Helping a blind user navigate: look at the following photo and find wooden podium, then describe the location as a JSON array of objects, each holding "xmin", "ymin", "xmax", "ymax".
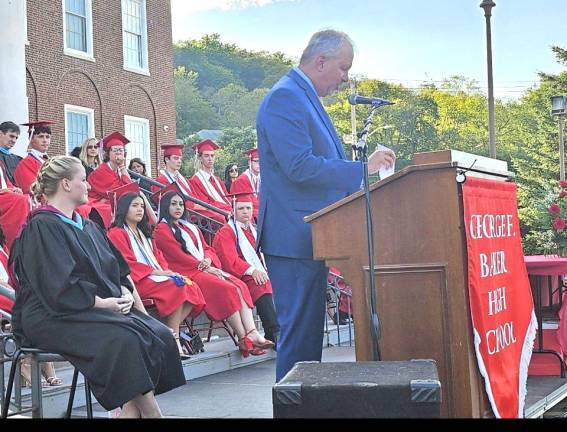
[{"xmin": 305, "ymin": 150, "xmax": 514, "ymax": 418}]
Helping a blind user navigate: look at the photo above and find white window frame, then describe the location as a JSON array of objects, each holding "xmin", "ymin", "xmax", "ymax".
[
  {"xmin": 62, "ymin": 0, "xmax": 95, "ymax": 62},
  {"xmin": 64, "ymin": 104, "xmax": 95, "ymax": 154},
  {"xmin": 121, "ymin": 0, "xmax": 150, "ymax": 76},
  {"xmin": 124, "ymin": 115, "xmax": 152, "ymax": 174},
  {"xmin": 24, "ymin": 0, "xmax": 29, "ymax": 45}
]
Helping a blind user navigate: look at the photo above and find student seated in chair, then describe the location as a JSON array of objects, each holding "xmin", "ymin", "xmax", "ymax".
[
  {"xmin": 153, "ymin": 190, "xmax": 274, "ymax": 358},
  {"xmin": 107, "ymin": 185, "xmax": 207, "ymax": 359}
]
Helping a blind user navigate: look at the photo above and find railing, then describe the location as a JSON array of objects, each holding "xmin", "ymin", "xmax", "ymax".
[
  {"xmin": 325, "ymin": 270, "xmax": 354, "ymax": 347},
  {"xmin": 128, "ymin": 170, "xmax": 228, "ymax": 242}
]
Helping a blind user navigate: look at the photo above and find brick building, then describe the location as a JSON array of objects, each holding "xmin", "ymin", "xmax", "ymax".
[{"xmin": 21, "ymin": 0, "xmax": 176, "ymax": 176}]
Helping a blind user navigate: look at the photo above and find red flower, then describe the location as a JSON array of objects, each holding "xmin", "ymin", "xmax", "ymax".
[
  {"xmin": 560, "ymin": 191, "xmax": 567, "ymax": 198},
  {"xmin": 553, "ymin": 218, "xmax": 566, "ymax": 231},
  {"xmin": 549, "ymin": 203, "xmax": 561, "ymax": 215},
  {"xmin": 560, "ymin": 180, "xmax": 567, "ymax": 188}
]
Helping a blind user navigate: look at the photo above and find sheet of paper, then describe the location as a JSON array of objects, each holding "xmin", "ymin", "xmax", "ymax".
[{"xmin": 376, "ymin": 144, "xmax": 396, "ymax": 179}]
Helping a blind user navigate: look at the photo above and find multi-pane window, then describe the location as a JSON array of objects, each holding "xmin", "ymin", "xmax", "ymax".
[
  {"xmin": 63, "ymin": 0, "xmax": 93, "ymax": 58},
  {"xmin": 65, "ymin": 105, "xmax": 94, "ymax": 153},
  {"xmin": 122, "ymin": 0, "xmax": 148, "ymax": 72},
  {"xmin": 124, "ymin": 116, "xmax": 151, "ymax": 174}
]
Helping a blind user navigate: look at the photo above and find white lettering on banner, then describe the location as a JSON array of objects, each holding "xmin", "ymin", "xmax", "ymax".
[
  {"xmin": 486, "ymin": 321, "xmax": 517, "ymax": 355},
  {"xmin": 480, "ymin": 251, "xmax": 508, "ymax": 278},
  {"xmin": 488, "ymin": 287, "xmax": 507, "ymax": 316},
  {"xmin": 469, "ymin": 214, "xmax": 514, "ymax": 240}
]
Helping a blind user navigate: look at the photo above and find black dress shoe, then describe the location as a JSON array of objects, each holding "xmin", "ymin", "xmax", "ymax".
[{"xmin": 266, "ymin": 330, "xmax": 279, "ymax": 352}]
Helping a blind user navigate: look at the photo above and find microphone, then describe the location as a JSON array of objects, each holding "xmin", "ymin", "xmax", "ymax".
[{"xmin": 348, "ymin": 94, "xmax": 394, "ymax": 107}]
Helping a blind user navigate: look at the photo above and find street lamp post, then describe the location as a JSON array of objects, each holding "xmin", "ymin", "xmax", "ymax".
[
  {"xmin": 480, "ymin": 0, "xmax": 497, "ymax": 159},
  {"xmin": 552, "ymin": 96, "xmax": 567, "ymax": 181}
]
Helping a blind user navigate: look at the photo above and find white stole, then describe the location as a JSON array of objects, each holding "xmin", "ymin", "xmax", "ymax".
[
  {"xmin": 230, "ymin": 220, "xmax": 267, "ymax": 274},
  {"xmin": 244, "ymin": 169, "xmax": 260, "ymax": 196},
  {"xmin": 176, "ymin": 219, "xmax": 205, "ymax": 261},
  {"xmin": 0, "ymin": 164, "xmax": 7, "ymax": 189},
  {"xmin": 0, "ymin": 248, "xmax": 9, "ymax": 283},
  {"xmin": 160, "ymin": 169, "xmax": 192, "ymax": 197},
  {"xmin": 195, "ymin": 170, "xmax": 229, "ymax": 204},
  {"xmin": 126, "ymin": 226, "xmax": 168, "ymax": 282}
]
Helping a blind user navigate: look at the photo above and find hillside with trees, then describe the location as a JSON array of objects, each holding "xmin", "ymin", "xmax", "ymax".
[{"xmin": 174, "ymin": 34, "xmax": 567, "ymax": 254}]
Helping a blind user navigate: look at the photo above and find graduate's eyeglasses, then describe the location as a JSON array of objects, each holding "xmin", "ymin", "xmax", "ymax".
[
  {"xmin": 111, "ymin": 148, "xmax": 125, "ymax": 154},
  {"xmin": 229, "ymin": 168, "xmax": 238, "ymax": 173},
  {"xmin": 251, "ymin": 159, "xmax": 260, "ymax": 163},
  {"xmin": 87, "ymin": 145, "xmax": 99, "ymax": 150}
]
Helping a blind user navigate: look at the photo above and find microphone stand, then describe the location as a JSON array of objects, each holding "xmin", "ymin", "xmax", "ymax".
[{"xmin": 352, "ymin": 105, "xmax": 382, "ymax": 361}]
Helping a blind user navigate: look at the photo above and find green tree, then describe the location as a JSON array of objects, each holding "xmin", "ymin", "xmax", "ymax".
[{"xmin": 175, "ymin": 67, "xmax": 221, "ymax": 137}]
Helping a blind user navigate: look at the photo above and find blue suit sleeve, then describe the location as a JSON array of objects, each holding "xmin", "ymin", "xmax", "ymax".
[{"xmin": 260, "ymin": 88, "xmax": 362, "ymax": 193}]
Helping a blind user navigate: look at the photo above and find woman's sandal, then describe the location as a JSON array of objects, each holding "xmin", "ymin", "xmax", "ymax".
[
  {"xmin": 20, "ymin": 362, "xmax": 48, "ymax": 388},
  {"xmin": 45, "ymin": 376, "xmax": 63, "ymax": 386},
  {"xmin": 245, "ymin": 329, "xmax": 275, "ymax": 350}
]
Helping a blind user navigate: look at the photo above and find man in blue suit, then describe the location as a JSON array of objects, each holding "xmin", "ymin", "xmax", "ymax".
[{"xmin": 256, "ymin": 30, "xmax": 395, "ymax": 380}]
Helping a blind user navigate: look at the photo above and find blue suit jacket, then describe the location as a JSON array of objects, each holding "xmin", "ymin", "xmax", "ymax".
[{"xmin": 256, "ymin": 69, "xmax": 363, "ymax": 259}]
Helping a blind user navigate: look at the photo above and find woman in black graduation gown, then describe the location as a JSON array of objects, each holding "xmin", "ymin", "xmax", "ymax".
[{"xmin": 9, "ymin": 156, "xmax": 186, "ymax": 418}]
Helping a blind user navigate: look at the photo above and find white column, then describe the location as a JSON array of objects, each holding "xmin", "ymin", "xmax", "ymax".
[{"xmin": 0, "ymin": 0, "xmax": 29, "ymax": 157}]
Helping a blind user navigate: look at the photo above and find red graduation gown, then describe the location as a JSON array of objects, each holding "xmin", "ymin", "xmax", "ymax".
[
  {"xmin": 107, "ymin": 227, "xmax": 206, "ymax": 318},
  {"xmin": 0, "ymin": 164, "xmax": 30, "ymax": 248},
  {"xmin": 212, "ymin": 223, "xmax": 272, "ymax": 303},
  {"xmin": 230, "ymin": 173, "xmax": 260, "ymax": 219},
  {"xmin": 153, "ymin": 173, "xmax": 225, "ymax": 224},
  {"xmin": 0, "ymin": 245, "xmax": 14, "ymax": 313},
  {"xmin": 154, "ymin": 221, "xmax": 253, "ymax": 321},
  {"xmin": 13, "ymin": 154, "xmax": 43, "ymax": 194},
  {"xmin": 189, "ymin": 173, "xmax": 232, "ymax": 213},
  {"xmin": 87, "ymin": 163, "xmax": 132, "ymax": 228}
]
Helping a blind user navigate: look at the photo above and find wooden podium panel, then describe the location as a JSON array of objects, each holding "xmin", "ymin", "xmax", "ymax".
[{"xmin": 305, "ymin": 150, "xmax": 513, "ymax": 418}]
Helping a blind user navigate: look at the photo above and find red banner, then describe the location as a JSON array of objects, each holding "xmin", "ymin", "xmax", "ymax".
[{"xmin": 462, "ymin": 177, "xmax": 537, "ymax": 418}]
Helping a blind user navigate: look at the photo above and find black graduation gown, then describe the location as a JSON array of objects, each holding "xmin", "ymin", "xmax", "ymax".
[
  {"xmin": 0, "ymin": 152, "xmax": 22, "ymax": 185},
  {"xmin": 9, "ymin": 211, "xmax": 186, "ymax": 411}
]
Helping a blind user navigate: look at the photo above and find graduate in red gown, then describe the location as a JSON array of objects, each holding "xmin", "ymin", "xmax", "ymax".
[
  {"xmin": 153, "ymin": 190, "xmax": 274, "ymax": 357},
  {"xmin": 212, "ymin": 192, "xmax": 280, "ymax": 347},
  {"xmin": 153, "ymin": 143, "xmax": 226, "ymax": 224},
  {"xmin": 189, "ymin": 139, "xmax": 232, "ymax": 215},
  {"xmin": 87, "ymin": 131, "xmax": 133, "ymax": 228},
  {"xmin": 229, "ymin": 148, "xmax": 261, "ymax": 219},
  {"xmin": 0, "ymin": 159, "xmax": 31, "ymax": 248},
  {"xmin": 107, "ymin": 183, "xmax": 206, "ymax": 359},
  {"xmin": 0, "ymin": 226, "xmax": 14, "ymax": 315},
  {"xmin": 14, "ymin": 120, "xmax": 54, "ymax": 195}
]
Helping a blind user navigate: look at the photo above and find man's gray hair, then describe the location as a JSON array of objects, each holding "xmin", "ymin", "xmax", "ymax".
[{"xmin": 299, "ymin": 30, "xmax": 353, "ymax": 65}]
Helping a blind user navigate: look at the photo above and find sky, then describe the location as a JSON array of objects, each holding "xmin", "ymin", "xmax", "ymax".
[{"xmin": 170, "ymin": 0, "xmax": 566, "ymax": 100}]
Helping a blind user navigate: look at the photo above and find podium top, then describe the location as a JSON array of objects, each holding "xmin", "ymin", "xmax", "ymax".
[
  {"xmin": 304, "ymin": 150, "xmax": 513, "ymax": 223},
  {"xmin": 413, "ymin": 150, "xmax": 508, "ymax": 173}
]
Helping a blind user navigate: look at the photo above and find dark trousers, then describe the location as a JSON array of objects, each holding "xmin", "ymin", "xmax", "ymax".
[
  {"xmin": 255, "ymin": 294, "xmax": 279, "ymax": 340},
  {"xmin": 264, "ymin": 255, "xmax": 327, "ymax": 381}
]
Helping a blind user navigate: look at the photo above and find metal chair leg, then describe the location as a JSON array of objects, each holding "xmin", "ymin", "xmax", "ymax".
[
  {"xmin": 65, "ymin": 368, "xmax": 79, "ymax": 419},
  {"xmin": 1, "ymin": 349, "xmax": 22, "ymax": 418},
  {"xmin": 84, "ymin": 379, "xmax": 93, "ymax": 419}
]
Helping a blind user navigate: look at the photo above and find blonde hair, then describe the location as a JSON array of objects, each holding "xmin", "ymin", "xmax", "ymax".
[
  {"xmin": 31, "ymin": 156, "xmax": 83, "ymax": 200},
  {"xmin": 78, "ymin": 137, "xmax": 101, "ymax": 167}
]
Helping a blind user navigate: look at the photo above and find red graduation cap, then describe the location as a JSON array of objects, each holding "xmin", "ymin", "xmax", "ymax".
[
  {"xmin": 243, "ymin": 148, "xmax": 258, "ymax": 159},
  {"xmin": 227, "ymin": 191, "xmax": 255, "ymax": 203},
  {"xmin": 161, "ymin": 143, "xmax": 184, "ymax": 158},
  {"xmin": 151, "ymin": 182, "xmax": 188, "ymax": 219},
  {"xmin": 191, "ymin": 139, "xmax": 219, "ymax": 153},
  {"xmin": 150, "ymin": 181, "xmax": 187, "ymax": 206},
  {"xmin": 100, "ymin": 131, "xmax": 130, "ymax": 151},
  {"xmin": 21, "ymin": 120, "xmax": 55, "ymax": 138},
  {"xmin": 106, "ymin": 182, "xmax": 141, "ymax": 217}
]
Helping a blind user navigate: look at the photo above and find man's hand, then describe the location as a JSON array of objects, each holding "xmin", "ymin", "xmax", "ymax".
[
  {"xmin": 251, "ymin": 269, "xmax": 269, "ymax": 285},
  {"xmin": 368, "ymin": 149, "xmax": 395, "ymax": 175}
]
